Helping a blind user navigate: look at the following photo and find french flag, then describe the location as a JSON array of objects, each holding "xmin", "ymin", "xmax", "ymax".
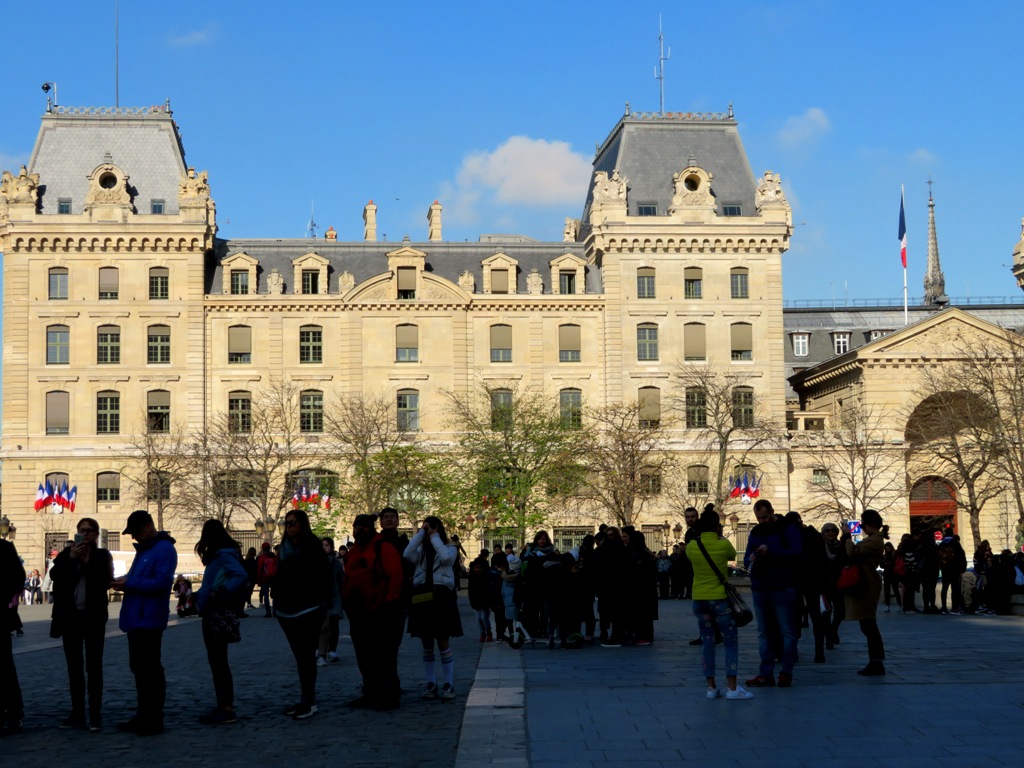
[
  {"xmin": 322, "ymin": 492, "xmax": 330, "ymax": 511},
  {"xmin": 291, "ymin": 490, "xmax": 300, "ymax": 509},
  {"xmin": 68, "ymin": 485, "xmax": 78, "ymax": 513},
  {"xmin": 748, "ymin": 474, "xmax": 761, "ymax": 499},
  {"xmin": 58, "ymin": 480, "xmax": 70, "ymax": 510},
  {"xmin": 44, "ymin": 479, "xmax": 55, "ymax": 508},
  {"xmin": 898, "ymin": 190, "xmax": 907, "ymax": 268},
  {"xmin": 309, "ymin": 485, "xmax": 319, "ymax": 505},
  {"xmin": 34, "ymin": 483, "xmax": 46, "ymax": 511},
  {"xmin": 729, "ymin": 476, "xmax": 742, "ymax": 499}
]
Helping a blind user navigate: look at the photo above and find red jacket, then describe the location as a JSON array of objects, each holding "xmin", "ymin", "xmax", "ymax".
[{"xmin": 343, "ymin": 534, "xmax": 403, "ymax": 613}]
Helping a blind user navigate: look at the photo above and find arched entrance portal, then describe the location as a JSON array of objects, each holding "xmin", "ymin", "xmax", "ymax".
[{"xmin": 909, "ymin": 476, "xmax": 957, "ymax": 535}]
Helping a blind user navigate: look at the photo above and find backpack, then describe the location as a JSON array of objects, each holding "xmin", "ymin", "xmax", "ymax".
[
  {"xmin": 936, "ymin": 543, "xmax": 955, "ymax": 568},
  {"xmin": 258, "ymin": 554, "xmax": 278, "ymax": 583}
]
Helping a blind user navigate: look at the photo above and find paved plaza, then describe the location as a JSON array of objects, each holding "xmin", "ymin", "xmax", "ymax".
[{"xmin": 5, "ymin": 594, "xmax": 1024, "ymax": 767}]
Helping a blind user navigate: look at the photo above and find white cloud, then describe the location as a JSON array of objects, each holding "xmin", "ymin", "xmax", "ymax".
[
  {"xmin": 908, "ymin": 148, "xmax": 937, "ymax": 166},
  {"xmin": 169, "ymin": 24, "xmax": 217, "ymax": 47},
  {"xmin": 455, "ymin": 136, "xmax": 591, "ymax": 206},
  {"xmin": 777, "ymin": 107, "xmax": 831, "ymax": 148}
]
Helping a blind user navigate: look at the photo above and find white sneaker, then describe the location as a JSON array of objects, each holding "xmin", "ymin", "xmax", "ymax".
[
  {"xmin": 440, "ymin": 683, "xmax": 456, "ymax": 701},
  {"xmin": 327, "ymin": 651, "xmax": 339, "ymax": 662},
  {"xmin": 706, "ymin": 687, "xmax": 722, "ymax": 699},
  {"xmin": 316, "ymin": 656, "xmax": 326, "ymax": 667},
  {"xmin": 726, "ymin": 686, "xmax": 754, "ymax": 700}
]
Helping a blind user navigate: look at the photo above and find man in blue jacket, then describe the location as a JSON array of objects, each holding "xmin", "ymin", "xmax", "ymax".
[{"xmin": 110, "ymin": 510, "xmax": 177, "ymax": 735}]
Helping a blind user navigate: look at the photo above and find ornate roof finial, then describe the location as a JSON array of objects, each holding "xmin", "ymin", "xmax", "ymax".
[{"xmin": 625, "ymin": 100, "xmax": 631, "ymax": 117}]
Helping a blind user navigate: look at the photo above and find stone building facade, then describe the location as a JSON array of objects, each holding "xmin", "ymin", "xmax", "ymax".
[{"xmin": 1, "ymin": 104, "xmax": 793, "ymax": 567}]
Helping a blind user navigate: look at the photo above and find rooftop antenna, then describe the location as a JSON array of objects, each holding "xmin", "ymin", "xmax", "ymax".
[
  {"xmin": 306, "ymin": 201, "xmax": 318, "ymax": 238},
  {"xmin": 115, "ymin": 0, "xmax": 119, "ymax": 107},
  {"xmin": 654, "ymin": 14, "xmax": 671, "ymax": 113},
  {"xmin": 41, "ymin": 82, "xmax": 58, "ymax": 113}
]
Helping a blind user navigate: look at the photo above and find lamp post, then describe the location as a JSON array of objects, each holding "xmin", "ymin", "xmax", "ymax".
[
  {"xmin": 0, "ymin": 516, "xmax": 16, "ymax": 540},
  {"xmin": 672, "ymin": 522, "xmax": 683, "ymax": 543},
  {"xmin": 254, "ymin": 518, "xmax": 265, "ymax": 540}
]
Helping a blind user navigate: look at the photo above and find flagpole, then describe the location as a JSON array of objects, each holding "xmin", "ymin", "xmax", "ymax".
[{"xmin": 900, "ymin": 185, "xmax": 908, "ymax": 325}]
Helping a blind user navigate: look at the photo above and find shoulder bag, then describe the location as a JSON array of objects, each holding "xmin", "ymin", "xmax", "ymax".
[{"xmin": 695, "ymin": 538, "xmax": 753, "ymax": 628}]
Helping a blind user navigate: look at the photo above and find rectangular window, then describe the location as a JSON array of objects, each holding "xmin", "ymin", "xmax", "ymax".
[
  {"xmin": 683, "ymin": 323, "xmax": 706, "ymax": 361},
  {"xmin": 150, "ymin": 199, "xmax": 165, "ymax": 215},
  {"xmin": 640, "ymin": 469, "xmax": 662, "ymax": 495},
  {"xmin": 637, "ymin": 325, "xmax": 659, "ymax": 361},
  {"xmin": 95, "ymin": 325, "xmax": 120, "ymax": 364},
  {"xmin": 396, "ymin": 324, "xmax": 419, "ymax": 362},
  {"xmin": 46, "ymin": 391, "xmax": 70, "ymax": 435},
  {"xmin": 147, "ymin": 472, "xmax": 171, "ymax": 502},
  {"xmin": 47, "ymin": 326, "xmax": 70, "ymax": 364},
  {"xmin": 98, "ymin": 267, "xmax": 119, "ymax": 300},
  {"xmin": 300, "ymin": 391, "xmax": 324, "ymax": 433},
  {"xmin": 684, "ymin": 267, "xmax": 702, "ymax": 300},
  {"xmin": 637, "ymin": 203, "xmax": 658, "ymax": 216},
  {"xmin": 490, "ymin": 390, "xmax": 513, "ymax": 431},
  {"xmin": 491, "ymin": 269, "xmax": 509, "ymax": 294},
  {"xmin": 397, "ymin": 267, "xmax": 416, "ymax": 299},
  {"xmin": 299, "ymin": 327, "xmax": 323, "ymax": 364},
  {"xmin": 559, "ymin": 389, "xmax": 582, "ymax": 429},
  {"xmin": 490, "ymin": 325, "xmax": 512, "ymax": 363},
  {"xmin": 732, "ymin": 388, "xmax": 755, "ymax": 428},
  {"xmin": 57, "ymin": 198, "xmax": 72, "ymax": 214},
  {"xmin": 228, "ymin": 325, "xmax": 252, "ymax": 364},
  {"xmin": 687, "ymin": 466, "xmax": 710, "ymax": 495},
  {"xmin": 148, "ymin": 326, "xmax": 171, "ymax": 364},
  {"xmin": 731, "ymin": 323, "xmax": 753, "ymax": 361},
  {"xmin": 49, "ymin": 269, "xmax": 69, "ymax": 300},
  {"xmin": 228, "ymin": 394, "xmax": 252, "ymax": 433},
  {"xmin": 230, "ymin": 270, "xmax": 249, "ymax": 295},
  {"xmin": 792, "ymin": 333, "xmax": 809, "ymax": 357},
  {"xmin": 149, "ymin": 268, "xmax": 169, "ymax": 300},
  {"xmin": 636, "ymin": 267, "xmax": 655, "ymax": 299},
  {"xmin": 833, "ymin": 333, "xmax": 851, "ymax": 355},
  {"xmin": 686, "ymin": 388, "xmax": 707, "ymax": 429},
  {"xmin": 811, "ymin": 468, "xmax": 830, "ymax": 486},
  {"xmin": 97, "ymin": 472, "xmax": 120, "ymax": 502},
  {"xmin": 97, "ymin": 393, "xmax": 120, "ymax": 434},
  {"xmin": 302, "ymin": 270, "xmax": 319, "ymax": 295},
  {"xmin": 638, "ymin": 388, "xmax": 660, "ymax": 428},
  {"xmin": 558, "ymin": 325, "xmax": 581, "ymax": 363},
  {"xmin": 147, "ymin": 391, "xmax": 171, "ymax": 433},
  {"xmin": 559, "ymin": 272, "xmax": 576, "ymax": 295},
  {"xmin": 870, "ymin": 329, "xmax": 891, "ymax": 341},
  {"xmin": 722, "ymin": 204, "xmax": 742, "ymax": 216},
  {"xmin": 730, "ymin": 269, "xmax": 749, "ymax": 299},
  {"xmin": 397, "ymin": 390, "xmax": 419, "ymax": 431}
]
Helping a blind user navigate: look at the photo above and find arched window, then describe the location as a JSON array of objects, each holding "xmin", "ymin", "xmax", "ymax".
[
  {"xmin": 47, "ymin": 325, "xmax": 70, "ymax": 364},
  {"xmin": 98, "ymin": 266, "xmax": 119, "ymax": 300},
  {"xmin": 299, "ymin": 325, "xmax": 323, "ymax": 364},
  {"xmin": 301, "ymin": 390, "xmax": 324, "ymax": 433},
  {"xmin": 558, "ymin": 324, "xmax": 581, "ymax": 362},
  {"xmin": 96, "ymin": 390, "xmax": 120, "ymax": 434},
  {"xmin": 559, "ymin": 388, "xmax": 582, "ymax": 429},
  {"xmin": 46, "ymin": 391, "xmax": 70, "ymax": 434}
]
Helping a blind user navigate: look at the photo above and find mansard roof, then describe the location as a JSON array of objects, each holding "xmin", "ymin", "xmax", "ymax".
[
  {"xmin": 27, "ymin": 105, "xmax": 188, "ymax": 215},
  {"xmin": 209, "ymin": 237, "xmax": 597, "ymax": 296},
  {"xmin": 581, "ymin": 109, "xmax": 757, "ymax": 224}
]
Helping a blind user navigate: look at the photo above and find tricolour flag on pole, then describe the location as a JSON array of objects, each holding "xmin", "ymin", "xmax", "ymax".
[
  {"xmin": 68, "ymin": 485, "xmax": 78, "ymax": 513},
  {"xmin": 898, "ymin": 190, "xmax": 907, "ymax": 268},
  {"xmin": 34, "ymin": 483, "xmax": 46, "ymax": 511}
]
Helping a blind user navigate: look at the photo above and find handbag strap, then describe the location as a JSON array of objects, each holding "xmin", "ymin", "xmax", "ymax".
[{"xmin": 695, "ymin": 536, "xmax": 728, "ymax": 587}]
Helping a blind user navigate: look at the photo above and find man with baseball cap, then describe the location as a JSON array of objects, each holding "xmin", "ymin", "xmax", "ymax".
[{"xmin": 110, "ymin": 510, "xmax": 177, "ymax": 735}]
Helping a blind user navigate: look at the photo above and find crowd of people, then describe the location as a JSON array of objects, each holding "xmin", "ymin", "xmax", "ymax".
[{"xmin": 2, "ymin": 501, "xmax": 1023, "ymax": 735}]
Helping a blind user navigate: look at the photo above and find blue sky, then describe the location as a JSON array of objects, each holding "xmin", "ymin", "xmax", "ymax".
[{"xmin": 3, "ymin": 1, "xmax": 1024, "ymax": 305}]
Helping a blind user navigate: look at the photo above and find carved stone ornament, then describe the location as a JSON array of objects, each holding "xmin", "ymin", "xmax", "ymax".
[
  {"xmin": 178, "ymin": 167, "xmax": 212, "ymax": 208},
  {"xmin": 669, "ymin": 167, "xmax": 715, "ymax": 212},
  {"xmin": 755, "ymin": 171, "xmax": 789, "ymax": 211},
  {"xmin": 85, "ymin": 163, "xmax": 132, "ymax": 207},
  {"xmin": 0, "ymin": 165, "xmax": 41, "ymax": 205},
  {"xmin": 592, "ymin": 170, "xmax": 627, "ymax": 205},
  {"xmin": 458, "ymin": 270, "xmax": 475, "ymax": 292},
  {"xmin": 527, "ymin": 269, "xmax": 543, "ymax": 295},
  {"xmin": 266, "ymin": 269, "xmax": 284, "ymax": 295},
  {"xmin": 563, "ymin": 217, "xmax": 581, "ymax": 243},
  {"xmin": 360, "ymin": 281, "xmax": 390, "ymax": 301},
  {"xmin": 338, "ymin": 271, "xmax": 355, "ymax": 294}
]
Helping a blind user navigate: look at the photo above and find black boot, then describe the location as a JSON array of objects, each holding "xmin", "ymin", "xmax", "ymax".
[{"xmin": 857, "ymin": 660, "xmax": 885, "ymax": 676}]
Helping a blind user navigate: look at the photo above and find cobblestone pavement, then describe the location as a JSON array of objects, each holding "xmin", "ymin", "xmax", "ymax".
[
  {"xmin": 6, "ymin": 597, "xmax": 482, "ymax": 768},
  {"xmin": 7, "ymin": 595, "xmax": 1024, "ymax": 767}
]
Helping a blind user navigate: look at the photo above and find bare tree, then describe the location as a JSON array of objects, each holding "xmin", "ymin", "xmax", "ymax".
[
  {"xmin": 115, "ymin": 419, "xmax": 193, "ymax": 532},
  {"xmin": 668, "ymin": 365, "xmax": 786, "ymax": 513},
  {"xmin": 799, "ymin": 399, "xmax": 905, "ymax": 524},
  {"xmin": 572, "ymin": 400, "xmax": 675, "ymax": 528},
  {"xmin": 442, "ymin": 381, "xmax": 588, "ymax": 548}
]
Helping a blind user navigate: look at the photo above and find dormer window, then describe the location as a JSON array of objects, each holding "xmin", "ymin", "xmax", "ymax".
[
  {"xmin": 301, "ymin": 270, "xmax": 319, "ymax": 295},
  {"xmin": 491, "ymin": 269, "xmax": 509, "ymax": 294},
  {"xmin": 57, "ymin": 199, "xmax": 72, "ymax": 214},
  {"xmin": 397, "ymin": 267, "xmax": 416, "ymax": 299},
  {"xmin": 151, "ymin": 199, "xmax": 165, "ymax": 214}
]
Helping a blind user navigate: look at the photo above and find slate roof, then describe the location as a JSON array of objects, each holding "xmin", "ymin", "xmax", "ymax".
[
  {"xmin": 27, "ymin": 107, "xmax": 188, "ymax": 215},
  {"xmin": 580, "ymin": 112, "xmax": 757, "ymax": 226},
  {"xmin": 210, "ymin": 237, "xmax": 597, "ymax": 296}
]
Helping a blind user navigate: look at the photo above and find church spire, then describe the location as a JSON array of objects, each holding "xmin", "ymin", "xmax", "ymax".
[{"xmin": 923, "ymin": 180, "xmax": 947, "ymax": 306}]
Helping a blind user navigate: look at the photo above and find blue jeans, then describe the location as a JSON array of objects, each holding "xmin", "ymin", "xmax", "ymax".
[
  {"xmin": 692, "ymin": 599, "xmax": 738, "ymax": 680},
  {"xmin": 752, "ymin": 587, "xmax": 798, "ymax": 677}
]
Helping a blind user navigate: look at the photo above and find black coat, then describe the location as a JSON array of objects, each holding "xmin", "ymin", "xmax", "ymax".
[{"xmin": 49, "ymin": 545, "xmax": 113, "ymax": 629}]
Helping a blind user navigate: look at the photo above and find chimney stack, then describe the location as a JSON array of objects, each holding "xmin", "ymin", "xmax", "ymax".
[
  {"xmin": 363, "ymin": 200, "xmax": 378, "ymax": 242},
  {"xmin": 427, "ymin": 200, "xmax": 442, "ymax": 241}
]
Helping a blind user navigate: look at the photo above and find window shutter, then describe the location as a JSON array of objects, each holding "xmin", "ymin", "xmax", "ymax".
[
  {"xmin": 732, "ymin": 323, "xmax": 753, "ymax": 350},
  {"xmin": 396, "ymin": 324, "xmax": 418, "ymax": 347},
  {"xmin": 397, "ymin": 267, "xmax": 416, "ymax": 290},
  {"xmin": 558, "ymin": 324, "xmax": 581, "ymax": 351},
  {"xmin": 490, "ymin": 325, "xmax": 512, "ymax": 348},
  {"xmin": 97, "ymin": 472, "xmax": 119, "ymax": 489},
  {"xmin": 228, "ymin": 326, "xmax": 251, "ymax": 354},
  {"xmin": 638, "ymin": 388, "xmax": 660, "ymax": 421},
  {"xmin": 684, "ymin": 267, "xmax": 701, "ymax": 280},
  {"xmin": 149, "ymin": 390, "xmax": 171, "ymax": 408},
  {"xmin": 99, "ymin": 267, "xmax": 119, "ymax": 292},
  {"xmin": 684, "ymin": 323, "xmax": 706, "ymax": 359},
  {"xmin": 491, "ymin": 269, "xmax": 508, "ymax": 293},
  {"xmin": 47, "ymin": 391, "xmax": 70, "ymax": 429}
]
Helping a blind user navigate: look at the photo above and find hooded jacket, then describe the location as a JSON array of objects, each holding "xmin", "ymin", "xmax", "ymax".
[
  {"xmin": 119, "ymin": 532, "xmax": 177, "ymax": 632},
  {"xmin": 195, "ymin": 547, "xmax": 248, "ymax": 614}
]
